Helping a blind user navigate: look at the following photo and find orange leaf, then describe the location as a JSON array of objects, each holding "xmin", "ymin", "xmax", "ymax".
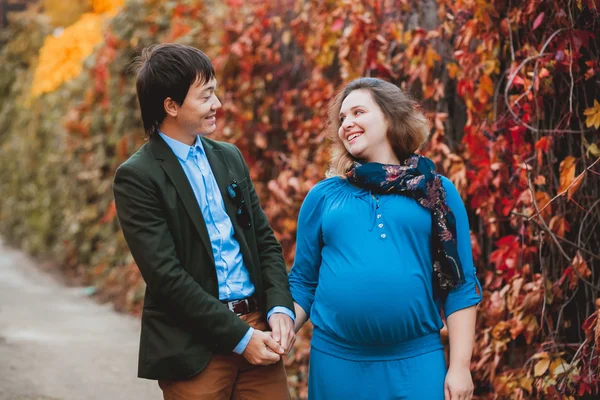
[
  {"xmin": 570, "ymin": 251, "xmax": 592, "ymax": 289},
  {"xmin": 573, "ymin": 252, "xmax": 591, "ymax": 279},
  {"xmin": 567, "ymin": 171, "xmax": 585, "ymax": 200},
  {"xmin": 535, "ymin": 136, "xmax": 552, "ymax": 152},
  {"xmin": 558, "ymin": 156, "xmax": 577, "ymax": 195},
  {"xmin": 535, "ymin": 136, "xmax": 552, "ymax": 165},
  {"xmin": 117, "ymin": 136, "xmax": 129, "ymax": 162},
  {"xmin": 100, "ymin": 201, "xmax": 117, "ymax": 224},
  {"xmin": 534, "ymin": 175, "xmax": 546, "ymax": 185},
  {"xmin": 479, "ymin": 74, "xmax": 494, "ymax": 96},
  {"xmin": 549, "ymin": 215, "xmax": 570, "ymax": 238},
  {"xmin": 535, "ymin": 191, "xmax": 552, "ymax": 220}
]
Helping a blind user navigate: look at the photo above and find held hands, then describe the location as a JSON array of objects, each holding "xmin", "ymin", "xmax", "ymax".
[
  {"xmin": 241, "ymin": 329, "xmax": 284, "ymax": 366},
  {"xmin": 268, "ymin": 313, "xmax": 296, "ymax": 354},
  {"xmin": 240, "ymin": 313, "xmax": 295, "ymax": 365},
  {"xmin": 444, "ymin": 365, "xmax": 474, "ymax": 400}
]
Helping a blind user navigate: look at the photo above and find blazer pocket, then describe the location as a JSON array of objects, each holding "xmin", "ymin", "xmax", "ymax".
[{"xmin": 141, "ymin": 308, "xmax": 193, "ymax": 363}]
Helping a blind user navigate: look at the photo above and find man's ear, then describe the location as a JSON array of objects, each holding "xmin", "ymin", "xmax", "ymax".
[{"xmin": 164, "ymin": 97, "xmax": 178, "ymax": 117}]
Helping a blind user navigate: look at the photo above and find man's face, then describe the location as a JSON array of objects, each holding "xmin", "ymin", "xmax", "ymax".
[{"xmin": 177, "ymin": 76, "xmax": 221, "ymax": 137}]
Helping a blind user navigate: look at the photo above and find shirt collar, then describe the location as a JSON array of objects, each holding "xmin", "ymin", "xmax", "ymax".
[{"xmin": 158, "ymin": 131, "xmax": 206, "ymax": 161}]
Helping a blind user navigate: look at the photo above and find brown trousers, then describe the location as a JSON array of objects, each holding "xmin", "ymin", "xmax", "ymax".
[{"xmin": 158, "ymin": 312, "xmax": 290, "ymax": 400}]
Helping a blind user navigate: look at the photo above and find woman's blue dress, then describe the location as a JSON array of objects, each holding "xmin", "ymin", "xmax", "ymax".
[{"xmin": 289, "ymin": 177, "xmax": 482, "ymax": 399}]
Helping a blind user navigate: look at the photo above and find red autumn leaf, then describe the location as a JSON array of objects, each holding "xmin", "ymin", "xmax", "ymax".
[
  {"xmin": 331, "ymin": 18, "xmax": 344, "ymax": 32},
  {"xmin": 532, "ymin": 12, "xmax": 545, "ymax": 30}
]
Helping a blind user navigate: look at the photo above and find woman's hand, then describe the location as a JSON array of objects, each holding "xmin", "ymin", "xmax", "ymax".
[{"xmin": 444, "ymin": 365, "xmax": 474, "ymax": 400}]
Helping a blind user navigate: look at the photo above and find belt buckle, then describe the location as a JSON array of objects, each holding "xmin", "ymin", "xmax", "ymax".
[
  {"xmin": 227, "ymin": 301, "xmax": 236, "ymax": 313},
  {"xmin": 228, "ymin": 298, "xmax": 250, "ymax": 316}
]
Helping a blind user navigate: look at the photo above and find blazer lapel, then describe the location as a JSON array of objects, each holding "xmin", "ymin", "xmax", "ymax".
[
  {"xmin": 150, "ymin": 135, "xmax": 214, "ymax": 264},
  {"xmin": 202, "ymin": 140, "xmax": 239, "ymax": 222},
  {"xmin": 202, "ymin": 138, "xmax": 256, "ymax": 271}
]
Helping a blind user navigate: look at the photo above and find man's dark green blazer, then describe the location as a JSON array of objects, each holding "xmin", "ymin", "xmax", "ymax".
[{"xmin": 113, "ymin": 133, "xmax": 294, "ymax": 380}]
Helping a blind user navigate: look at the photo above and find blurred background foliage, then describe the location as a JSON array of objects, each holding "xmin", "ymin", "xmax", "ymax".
[{"xmin": 1, "ymin": 0, "xmax": 599, "ymax": 398}]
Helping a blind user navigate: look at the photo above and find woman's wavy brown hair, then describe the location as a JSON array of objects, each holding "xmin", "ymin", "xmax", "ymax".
[{"xmin": 326, "ymin": 77, "xmax": 431, "ymax": 178}]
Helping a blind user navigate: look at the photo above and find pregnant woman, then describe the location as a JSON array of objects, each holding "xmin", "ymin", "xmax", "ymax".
[{"xmin": 289, "ymin": 78, "xmax": 482, "ymax": 399}]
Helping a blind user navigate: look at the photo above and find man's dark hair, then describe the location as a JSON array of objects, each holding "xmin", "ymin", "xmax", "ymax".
[{"xmin": 130, "ymin": 43, "xmax": 216, "ymax": 137}]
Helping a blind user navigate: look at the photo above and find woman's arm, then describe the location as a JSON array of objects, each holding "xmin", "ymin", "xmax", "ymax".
[
  {"xmin": 440, "ymin": 177, "xmax": 481, "ymax": 399},
  {"xmin": 293, "ymin": 302, "xmax": 309, "ymax": 333},
  {"xmin": 445, "ymin": 305, "xmax": 477, "ymax": 400},
  {"xmin": 288, "ymin": 181, "xmax": 330, "ymax": 332},
  {"xmin": 447, "ymin": 305, "xmax": 477, "ymax": 368}
]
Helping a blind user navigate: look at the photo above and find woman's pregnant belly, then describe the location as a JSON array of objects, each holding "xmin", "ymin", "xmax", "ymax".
[{"xmin": 312, "ymin": 257, "xmax": 443, "ymax": 346}]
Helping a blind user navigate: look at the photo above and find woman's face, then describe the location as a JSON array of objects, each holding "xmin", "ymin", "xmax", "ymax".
[{"xmin": 337, "ymin": 89, "xmax": 392, "ymax": 163}]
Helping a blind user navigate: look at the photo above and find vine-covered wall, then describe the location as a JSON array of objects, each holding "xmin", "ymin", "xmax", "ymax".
[{"xmin": 1, "ymin": 1, "xmax": 598, "ymax": 398}]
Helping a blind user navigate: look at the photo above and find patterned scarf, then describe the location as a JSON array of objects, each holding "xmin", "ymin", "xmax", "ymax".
[{"xmin": 346, "ymin": 154, "xmax": 465, "ymax": 290}]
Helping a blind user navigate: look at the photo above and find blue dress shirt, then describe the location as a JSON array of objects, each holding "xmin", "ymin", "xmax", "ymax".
[{"xmin": 158, "ymin": 132, "xmax": 293, "ymax": 354}]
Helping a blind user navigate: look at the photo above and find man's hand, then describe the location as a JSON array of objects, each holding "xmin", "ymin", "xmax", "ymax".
[
  {"xmin": 268, "ymin": 313, "xmax": 295, "ymax": 354},
  {"xmin": 242, "ymin": 330, "xmax": 283, "ymax": 365}
]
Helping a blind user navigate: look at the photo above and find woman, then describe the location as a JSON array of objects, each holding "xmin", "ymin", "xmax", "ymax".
[{"xmin": 289, "ymin": 77, "xmax": 482, "ymax": 400}]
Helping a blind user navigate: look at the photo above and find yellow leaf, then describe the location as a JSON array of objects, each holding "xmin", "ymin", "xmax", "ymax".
[
  {"xmin": 558, "ymin": 156, "xmax": 577, "ymax": 195},
  {"xmin": 519, "ymin": 376, "xmax": 533, "ymax": 393},
  {"xmin": 588, "ymin": 144, "xmax": 600, "ymax": 157},
  {"xmin": 447, "ymin": 63, "xmax": 460, "ymax": 79},
  {"xmin": 425, "ymin": 47, "xmax": 441, "ymax": 68},
  {"xmin": 550, "ymin": 358, "xmax": 569, "ymax": 375},
  {"xmin": 583, "ymin": 99, "xmax": 600, "ymax": 129},
  {"xmin": 531, "ymin": 351, "xmax": 549, "ymax": 359},
  {"xmin": 534, "ymin": 358, "xmax": 550, "ymax": 376}
]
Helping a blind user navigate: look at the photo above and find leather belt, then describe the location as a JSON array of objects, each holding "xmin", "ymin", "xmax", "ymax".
[{"xmin": 222, "ymin": 296, "xmax": 260, "ymax": 316}]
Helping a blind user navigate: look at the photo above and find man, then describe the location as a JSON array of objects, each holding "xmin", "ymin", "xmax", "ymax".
[{"xmin": 113, "ymin": 43, "xmax": 295, "ymax": 399}]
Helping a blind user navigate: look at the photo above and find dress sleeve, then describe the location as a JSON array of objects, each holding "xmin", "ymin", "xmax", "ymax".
[
  {"xmin": 288, "ymin": 181, "xmax": 327, "ymax": 316},
  {"xmin": 441, "ymin": 177, "xmax": 483, "ymax": 318}
]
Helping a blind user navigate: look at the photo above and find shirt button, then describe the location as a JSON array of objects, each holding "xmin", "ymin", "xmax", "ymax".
[
  {"xmin": 377, "ymin": 214, "xmax": 382, "ymax": 219},
  {"xmin": 378, "ymin": 223, "xmax": 384, "ymax": 228},
  {"xmin": 381, "ymin": 234, "xmax": 386, "ymax": 239},
  {"xmin": 208, "ymin": 196, "xmax": 213, "ymax": 200}
]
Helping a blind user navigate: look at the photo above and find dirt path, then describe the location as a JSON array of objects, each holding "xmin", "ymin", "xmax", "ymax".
[{"xmin": 0, "ymin": 240, "xmax": 161, "ymax": 400}]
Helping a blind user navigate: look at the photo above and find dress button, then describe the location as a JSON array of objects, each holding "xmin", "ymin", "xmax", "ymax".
[
  {"xmin": 377, "ymin": 214, "xmax": 382, "ymax": 219},
  {"xmin": 381, "ymin": 234, "xmax": 386, "ymax": 239},
  {"xmin": 378, "ymin": 223, "xmax": 384, "ymax": 228}
]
